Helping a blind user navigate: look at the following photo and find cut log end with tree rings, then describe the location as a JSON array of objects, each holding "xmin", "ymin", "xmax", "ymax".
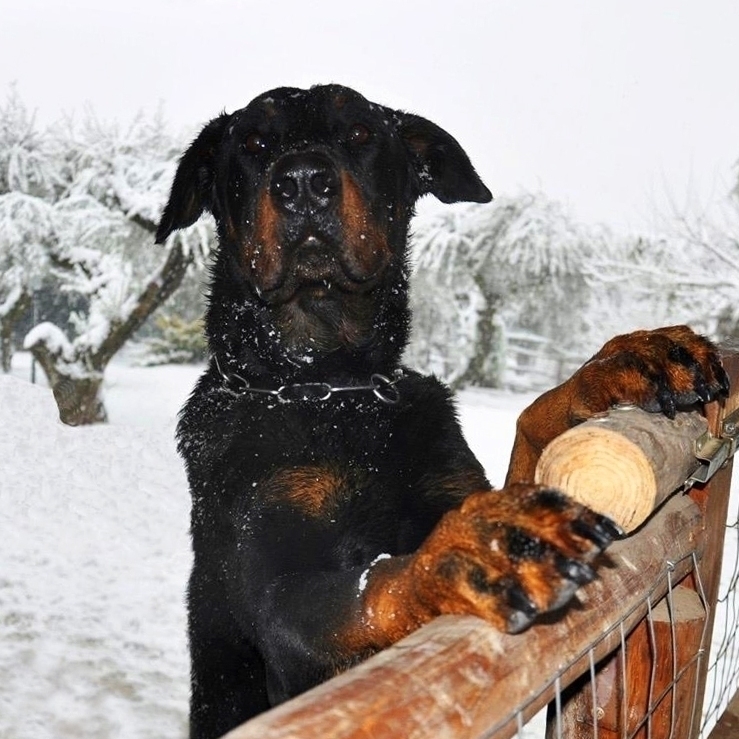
[{"xmin": 534, "ymin": 408, "xmax": 708, "ymax": 533}]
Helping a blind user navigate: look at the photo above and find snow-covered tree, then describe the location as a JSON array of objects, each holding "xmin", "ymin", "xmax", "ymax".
[
  {"xmin": 0, "ymin": 89, "xmax": 57, "ymax": 371},
  {"xmin": 407, "ymin": 184, "xmax": 739, "ymax": 391},
  {"xmin": 28, "ymin": 113, "xmax": 213, "ymax": 424},
  {"xmin": 585, "ymin": 185, "xmax": 739, "ymax": 348},
  {"xmin": 0, "ymin": 194, "xmax": 54, "ymax": 370},
  {"xmin": 406, "ymin": 194, "xmax": 609, "ymax": 388},
  {"xmin": 0, "ymin": 89, "xmax": 214, "ymax": 424},
  {"xmin": 0, "ymin": 85, "xmax": 58, "ymax": 197},
  {"xmin": 665, "ymin": 189, "xmax": 739, "ymax": 341},
  {"xmin": 582, "ymin": 234, "xmax": 730, "ymax": 342}
]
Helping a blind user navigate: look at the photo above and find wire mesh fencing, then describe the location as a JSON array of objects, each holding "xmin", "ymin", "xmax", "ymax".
[{"xmin": 700, "ymin": 486, "xmax": 739, "ymax": 737}]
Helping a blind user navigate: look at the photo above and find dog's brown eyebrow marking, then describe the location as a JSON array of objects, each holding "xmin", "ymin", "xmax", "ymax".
[
  {"xmin": 334, "ymin": 93, "xmax": 348, "ymax": 110},
  {"xmin": 263, "ymin": 465, "xmax": 361, "ymax": 517}
]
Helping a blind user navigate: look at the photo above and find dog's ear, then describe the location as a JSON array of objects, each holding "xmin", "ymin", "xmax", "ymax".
[
  {"xmin": 392, "ymin": 111, "xmax": 492, "ymax": 204},
  {"xmin": 155, "ymin": 114, "xmax": 231, "ymax": 244}
]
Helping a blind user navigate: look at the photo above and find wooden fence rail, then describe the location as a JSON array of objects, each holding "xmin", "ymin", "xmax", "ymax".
[{"xmin": 224, "ymin": 349, "xmax": 739, "ymax": 739}]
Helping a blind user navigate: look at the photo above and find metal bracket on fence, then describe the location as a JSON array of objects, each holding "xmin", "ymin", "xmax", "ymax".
[{"xmin": 689, "ymin": 407, "xmax": 739, "ymax": 486}]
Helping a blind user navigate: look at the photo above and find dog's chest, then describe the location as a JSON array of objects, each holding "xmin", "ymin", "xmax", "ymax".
[
  {"xmin": 183, "ymin": 388, "xmax": 402, "ymax": 483},
  {"xmin": 180, "ymin": 374, "xmax": 462, "ymax": 562},
  {"xmin": 244, "ymin": 395, "xmax": 395, "ymax": 467},
  {"xmin": 208, "ymin": 394, "xmax": 419, "ymax": 556}
]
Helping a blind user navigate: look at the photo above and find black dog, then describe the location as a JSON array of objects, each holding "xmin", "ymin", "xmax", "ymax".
[{"xmin": 156, "ymin": 84, "xmax": 728, "ymax": 739}]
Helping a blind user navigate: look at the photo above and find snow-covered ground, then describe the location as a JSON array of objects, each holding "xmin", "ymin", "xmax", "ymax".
[
  {"xmin": 0, "ymin": 357, "xmax": 195, "ymax": 739},
  {"xmin": 0, "ymin": 354, "xmax": 736, "ymax": 738},
  {"xmin": 0, "ymin": 355, "xmax": 533, "ymax": 739}
]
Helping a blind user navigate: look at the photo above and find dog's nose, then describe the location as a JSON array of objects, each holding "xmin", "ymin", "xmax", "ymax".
[{"xmin": 270, "ymin": 153, "xmax": 340, "ymax": 213}]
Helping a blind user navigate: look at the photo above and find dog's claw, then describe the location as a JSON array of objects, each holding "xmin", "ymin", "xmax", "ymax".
[
  {"xmin": 556, "ymin": 556, "xmax": 596, "ymax": 586},
  {"xmin": 657, "ymin": 383, "xmax": 677, "ymax": 419},
  {"xmin": 503, "ymin": 582, "xmax": 538, "ymax": 634},
  {"xmin": 597, "ymin": 515, "xmax": 625, "ymax": 540},
  {"xmin": 714, "ymin": 360, "xmax": 731, "ymax": 396},
  {"xmin": 571, "ymin": 515, "xmax": 621, "ymax": 550},
  {"xmin": 694, "ymin": 379, "xmax": 712, "ymax": 404}
]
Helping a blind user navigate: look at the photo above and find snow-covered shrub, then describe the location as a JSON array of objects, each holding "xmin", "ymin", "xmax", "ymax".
[
  {"xmin": 139, "ymin": 313, "xmax": 207, "ymax": 366},
  {"xmin": 0, "ymin": 90, "xmax": 59, "ymax": 370}
]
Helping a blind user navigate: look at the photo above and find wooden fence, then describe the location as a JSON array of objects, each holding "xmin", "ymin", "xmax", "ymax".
[
  {"xmin": 222, "ymin": 349, "xmax": 739, "ymax": 739},
  {"xmin": 503, "ymin": 330, "xmax": 585, "ymax": 392}
]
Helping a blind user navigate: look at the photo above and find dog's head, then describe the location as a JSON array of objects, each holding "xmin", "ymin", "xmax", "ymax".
[
  {"xmin": 157, "ymin": 84, "xmax": 490, "ymax": 295},
  {"xmin": 157, "ymin": 84, "xmax": 490, "ymax": 365}
]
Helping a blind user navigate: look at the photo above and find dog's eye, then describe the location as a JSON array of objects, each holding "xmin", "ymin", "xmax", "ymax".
[
  {"xmin": 243, "ymin": 133, "xmax": 268, "ymax": 154},
  {"xmin": 348, "ymin": 123, "xmax": 371, "ymax": 145}
]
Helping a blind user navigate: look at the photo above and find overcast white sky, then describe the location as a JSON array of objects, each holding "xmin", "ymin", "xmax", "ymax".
[{"xmin": 2, "ymin": 0, "xmax": 738, "ymax": 233}]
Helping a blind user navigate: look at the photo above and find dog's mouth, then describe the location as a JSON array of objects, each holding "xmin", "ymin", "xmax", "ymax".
[{"xmin": 257, "ymin": 232, "xmax": 387, "ymax": 304}]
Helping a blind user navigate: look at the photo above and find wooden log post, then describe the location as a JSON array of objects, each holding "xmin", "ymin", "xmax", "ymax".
[
  {"xmin": 545, "ymin": 585, "xmax": 706, "ymax": 739},
  {"xmin": 535, "ymin": 407, "xmax": 708, "ymax": 533},
  {"xmin": 689, "ymin": 348, "xmax": 739, "ymax": 736},
  {"xmin": 543, "ymin": 347, "xmax": 739, "ymax": 739}
]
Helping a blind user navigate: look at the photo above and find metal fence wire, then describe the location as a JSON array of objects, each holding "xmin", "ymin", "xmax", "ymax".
[
  {"xmin": 512, "ymin": 485, "xmax": 739, "ymax": 739},
  {"xmin": 701, "ymin": 498, "xmax": 739, "ymax": 736}
]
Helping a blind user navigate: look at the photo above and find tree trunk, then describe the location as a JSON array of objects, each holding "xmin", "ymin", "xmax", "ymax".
[
  {"xmin": 95, "ymin": 237, "xmax": 191, "ymax": 367},
  {"xmin": 27, "ymin": 239, "xmax": 193, "ymax": 425},
  {"xmin": 454, "ymin": 287, "xmax": 503, "ymax": 389},
  {"xmin": 0, "ymin": 286, "xmax": 31, "ymax": 373},
  {"xmin": 27, "ymin": 339, "xmax": 106, "ymax": 425},
  {"xmin": 51, "ymin": 375, "xmax": 108, "ymax": 425}
]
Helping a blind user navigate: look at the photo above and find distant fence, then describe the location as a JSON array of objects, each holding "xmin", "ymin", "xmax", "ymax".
[
  {"xmin": 503, "ymin": 330, "xmax": 586, "ymax": 392},
  {"xmin": 222, "ymin": 349, "xmax": 739, "ymax": 739}
]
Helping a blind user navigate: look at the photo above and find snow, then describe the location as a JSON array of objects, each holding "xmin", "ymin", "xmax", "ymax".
[
  {"xmin": 357, "ymin": 553, "xmax": 392, "ymax": 596},
  {"xmin": 0, "ymin": 355, "xmax": 735, "ymax": 738},
  {"xmin": 0, "ymin": 282, "xmax": 22, "ymax": 318},
  {"xmin": 0, "ymin": 192, "xmax": 55, "ymax": 264},
  {"xmin": 23, "ymin": 321, "xmax": 74, "ymax": 359},
  {"xmin": 0, "ymin": 365, "xmax": 192, "ymax": 739}
]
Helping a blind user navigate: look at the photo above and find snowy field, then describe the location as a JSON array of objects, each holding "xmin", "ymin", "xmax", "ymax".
[
  {"xmin": 0, "ymin": 356, "xmax": 198, "ymax": 739},
  {"xmin": 0, "ymin": 354, "xmax": 736, "ymax": 738},
  {"xmin": 0, "ymin": 354, "xmax": 532, "ymax": 739}
]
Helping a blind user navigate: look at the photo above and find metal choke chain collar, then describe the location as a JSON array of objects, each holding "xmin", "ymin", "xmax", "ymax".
[{"xmin": 213, "ymin": 355, "xmax": 404, "ymax": 405}]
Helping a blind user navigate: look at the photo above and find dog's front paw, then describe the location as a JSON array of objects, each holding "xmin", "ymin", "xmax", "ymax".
[
  {"xmin": 410, "ymin": 484, "xmax": 620, "ymax": 633},
  {"xmin": 572, "ymin": 325, "xmax": 729, "ymax": 421}
]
